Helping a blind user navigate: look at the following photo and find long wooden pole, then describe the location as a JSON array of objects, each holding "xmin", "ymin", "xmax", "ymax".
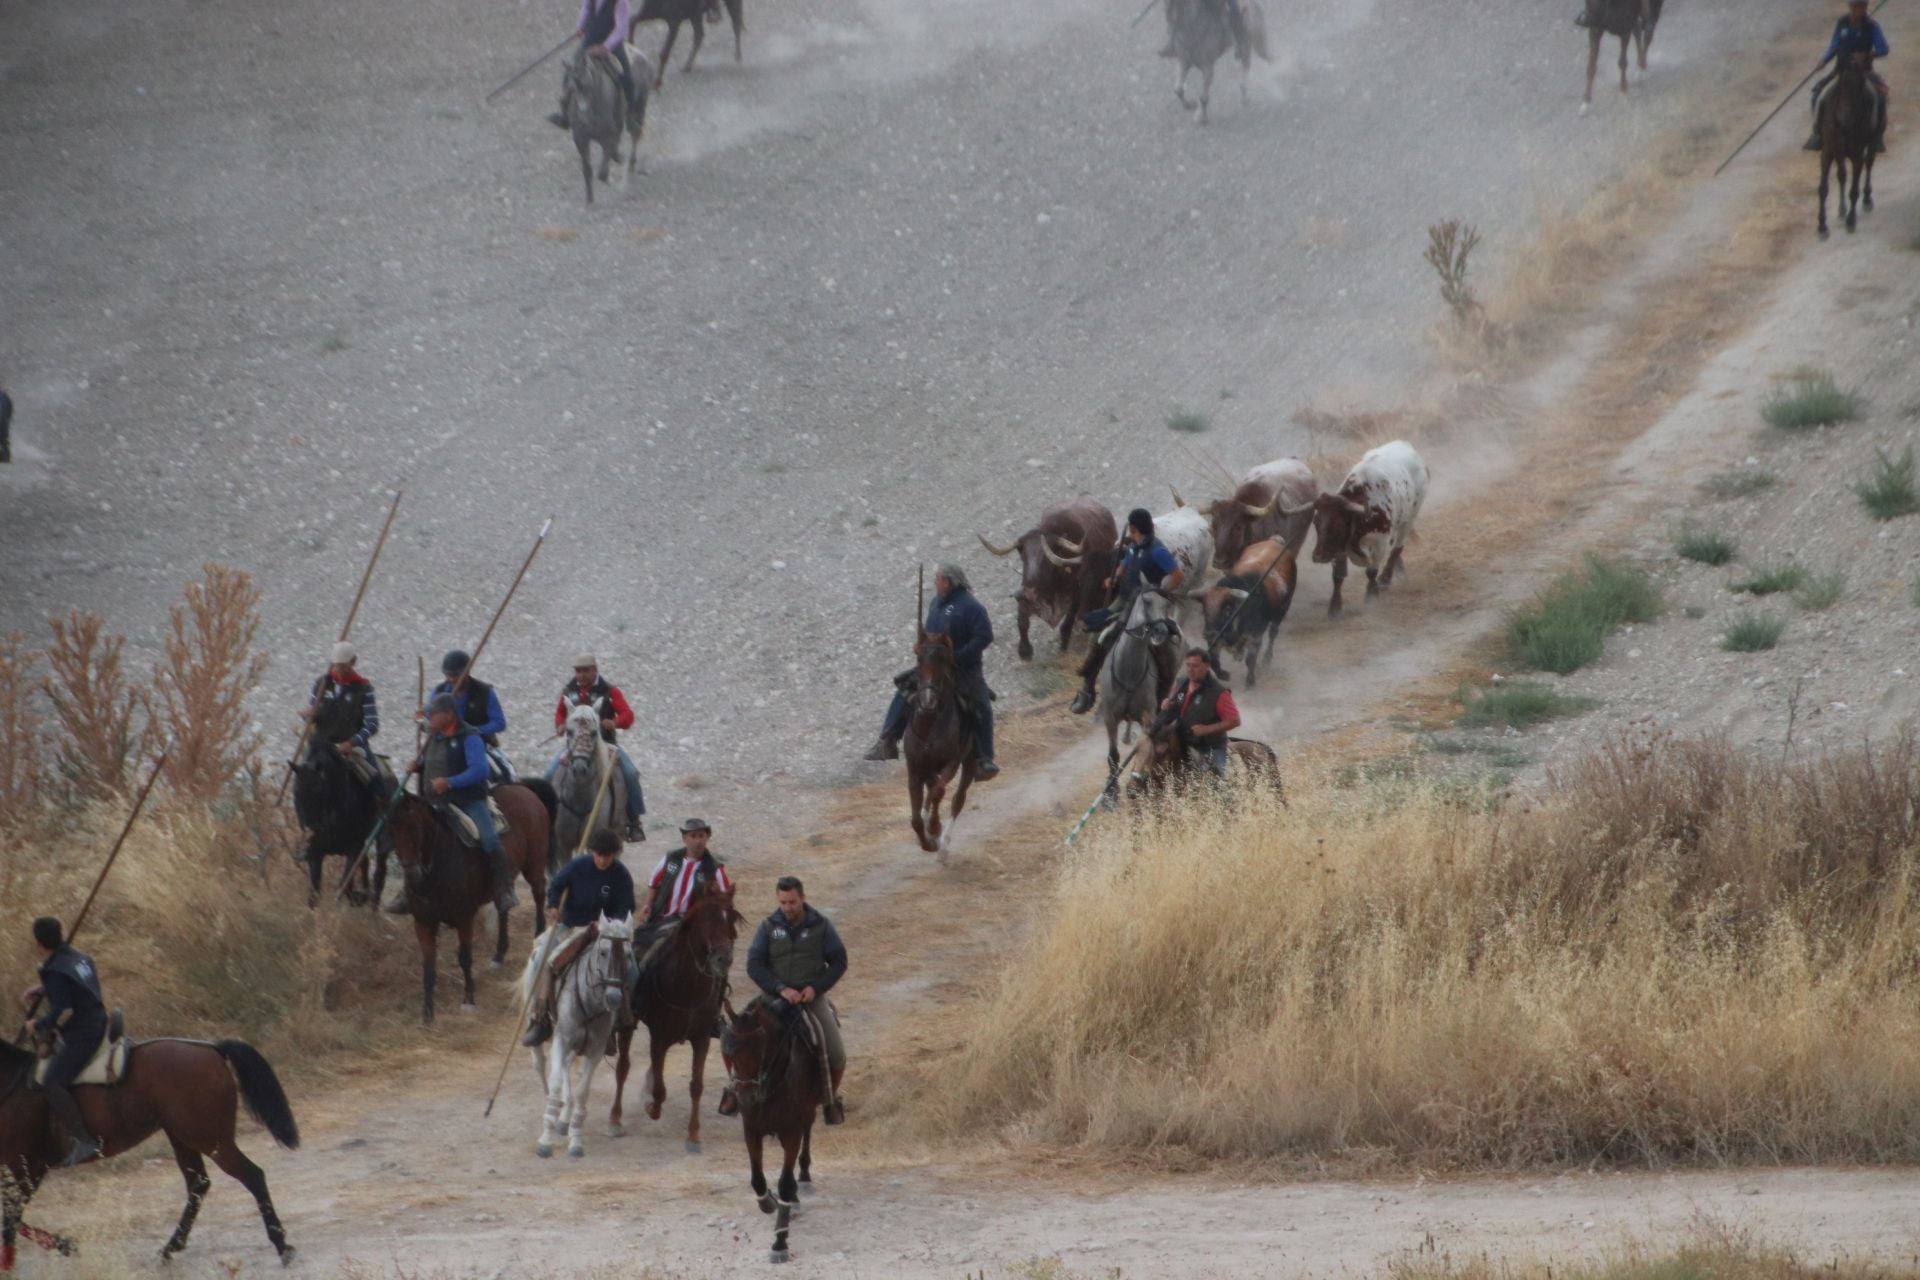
[
  {"xmin": 483, "ymin": 887, "xmax": 568, "ymax": 1117},
  {"xmin": 277, "ymin": 490, "xmax": 404, "ymax": 802},
  {"xmin": 1065, "ymin": 743, "xmax": 1139, "ymax": 847},
  {"xmin": 485, "ymin": 32, "xmax": 576, "ymax": 104},
  {"xmin": 335, "ymin": 517, "xmax": 554, "ymax": 901},
  {"xmin": 1713, "ymin": 0, "xmax": 1892, "ymax": 176}
]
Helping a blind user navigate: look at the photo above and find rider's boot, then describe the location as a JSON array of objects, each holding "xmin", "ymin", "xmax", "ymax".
[
  {"xmin": 974, "ymin": 757, "xmax": 1000, "ymax": 781},
  {"xmin": 520, "ymin": 969, "xmax": 559, "ymax": 1047},
  {"xmin": 1806, "ymin": 128, "xmax": 1823, "ymax": 151},
  {"xmin": 861, "ymin": 735, "xmax": 900, "ymax": 762},
  {"xmin": 486, "ymin": 847, "xmax": 519, "ymax": 914},
  {"xmin": 824, "ymin": 1067, "xmax": 847, "ymax": 1125},
  {"xmin": 1069, "ymin": 682, "xmax": 1097, "ymax": 715},
  {"xmin": 547, "ymin": 96, "xmax": 571, "ymax": 130},
  {"xmin": 382, "ymin": 883, "xmax": 411, "ymax": 914},
  {"xmin": 624, "ymin": 817, "xmax": 646, "ymax": 842},
  {"xmin": 44, "ymin": 1084, "xmax": 100, "ymax": 1166}
]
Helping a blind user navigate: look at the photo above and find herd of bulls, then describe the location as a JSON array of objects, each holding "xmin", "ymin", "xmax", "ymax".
[{"xmin": 978, "ymin": 440, "xmax": 1430, "ymax": 690}]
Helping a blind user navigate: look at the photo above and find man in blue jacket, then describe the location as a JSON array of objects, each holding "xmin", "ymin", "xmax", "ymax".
[
  {"xmin": 860, "ymin": 564, "xmax": 998, "ymax": 779},
  {"xmin": 1070, "ymin": 508, "xmax": 1185, "ymax": 716},
  {"xmin": 392, "ymin": 692, "xmax": 518, "ymax": 916},
  {"xmin": 19, "ymin": 918, "xmax": 107, "ymax": 1166},
  {"xmin": 429, "ymin": 650, "xmax": 516, "ymax": 785},
  {"xmin": 523, "ymin": 828, "xmax": 637, "ymax": 1046},
  {"xmin": 744, "ymin": 876, "xmax": 849, "ymax": 1124},
  {"xmin": 1808, "ymin": 0, "xmax": 1891, "ymax": 151}
]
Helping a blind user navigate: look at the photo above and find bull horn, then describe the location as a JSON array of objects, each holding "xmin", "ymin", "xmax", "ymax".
[
  {"xmin": 1274, "ymin": 496, "xmax": 1319, "ymax": 518},
  {"xmin": 1240, "ymin": 495, "xmax": 1279, "ymax": 519},
  {"xmin": 1170, "ymin": 485, "xmax": 1187, "ymax": 508},
  {"xmin": 976, "ymin": 532, "xmax": 1020, "ymax": 557},
  {"xmin": 1041, "ymin": 539, "xmax": 1083, "ymax": 569},
  {"xmin": 1051, "ymin": 534, "xmax": 1083, "ymax": 554}
]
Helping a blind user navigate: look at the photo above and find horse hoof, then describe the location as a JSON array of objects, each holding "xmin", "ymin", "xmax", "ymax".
[
  {"xmin": 536, "ymin": 1142, "xmax": 553, "ymax": 1158},
  {"xmin": 1819, "ymin": 227, "xmax": 1831, "ymax": 240},
  {"xmin": 279, "ymin": 1246, "xmax": 297, "ymax": 1267},
  {"xmin": 489, "ymin": 959, "xmax": 505, "ymax": 971},
  {"xmin": 1579, "ymin": 101, "xmax": 1590, "ymax": 116},
  {"xmin": 758, "ymin": 1194, "xmax": 778, "ymax": 1215},
  {"xmin": 606, "ymin": 1124, "xmax": 626, "ymax": 1138},
  {"xmin": 568, "ymin": 1145, "xmax": 585, "ymax": 1159},
  {"xmin": 685, "ymin": 1140, "xmax": 702, "ymax": 1154},
  {"xmin": 770, "ymin": 1250, "xmax": 790, "ymax": 1264},
  {"xmin": 798, "ymin": 1181, "xmax": 815, "ymax": 1197},
  {"xmin": 645, "ymin": 1104, "xmax": 663, "ymax": 1121}
]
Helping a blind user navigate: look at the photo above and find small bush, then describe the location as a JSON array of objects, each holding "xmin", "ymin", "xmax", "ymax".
[
  {"xmin": 1166, "ymin": 410, "xmax": 1210, "ymax": 434},
  {"xmin": 1730, "ymin": 562, "xmax": 1807, "ymax": 596},
  {"xmin": 1853, "ymin": 445, "xmax": 1920, "ymax": 521},
  {"xmin": 1793, "ymin": 570, "xmax": 1846, "ymax": 612},
  {"xmin": 154, "ymin": 563, "xmax": 269, "ymax": 800},
  {"xmin": 1425, "ymin": 220, "xmax": 1483, "ymax": 324},
  {"xmin": 760, "ymin": 461, "xmax": 788, "ymax": 474},
  {"xmin": 320, "ymin": 333, "xmax": 349, "ymax": 354},
  {"xmin": 0, "ymin": 632, "xmax": 44, "ymax": 833},
  {"xmin": 1455, "ymin": 680, "xmax": 1596, "ymax": 731},
  {"xmin": 1506, "ymin": 555, "xmax": 1662, "ymax": 675},
  {"xmin": 1699, "ymin": 468, "xmax": 1777, "ymax": 500},
  {"xmin": 1761, "ymin": 372, "xmax": 1860, "ymax": 430},
  {"xmin": 1721, "ymin": 612, "xmax": 1784, "ymax": 652},
  {"xmin": 43, "ymin": 610, "xmax": 150, "ymax": 802},
  {"xmin": 1673, "ymin": 524, "xmax": 1735, "ymax": 565}
]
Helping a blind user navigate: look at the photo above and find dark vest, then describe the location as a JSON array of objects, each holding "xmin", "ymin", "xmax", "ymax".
[
  {"xmin": 765, "ymin": 913, "xmax": 830, "ymax": 988},
  {"xmin": 1172, "ymin": 673, "xmax": 1228, "ymax": 733},
  {"xmin": 581, "ymin": 0, "xmax": 621, "ymax": 47},
  {"xmin": 423, "ymin": 725, "xmax": 486, "ymax": 805},
  {"xmin": 455, "ymin": 676, "xmax": 500, "ymax": 746},
  {"xmin": 1832, "ymin": 17, "xmax": 1883, "ymax": 61},
  {"xmin": 309, "ymin": 675, "xmax": 369, "ymax": 744},
  {"xmin": 40, "ymin": 946, "xmax": 106, "ymax": 1027},
  {"xmin": 649, "ymin": 847, "xmax": 725, "ymax": 919},
  {"xmin": 561, "ymin": 676, "xmax": 619, "ymax": 744}
]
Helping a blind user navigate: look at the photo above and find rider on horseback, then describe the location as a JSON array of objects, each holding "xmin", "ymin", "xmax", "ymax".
[
  {"xmin": 429, "ymin": 650, "xmax": 516, "ymax": 786},
  {"xmin": 409, "ymin": 692, "xmax": 520, "ymax": 916},
  {"xmin": 642, "ymin": 818, "xmax": 735, "ymax": 929},
  {"xmin": 546, "ymin": 0, "xmax": 643, "ymax": 130},
  {"xmin": 297, "ymin": 642, "xmax": 393, "ymax": 864},
  {"xmin": 1161, "ymin": 0, "xmax": 1250, "ymax": 66},
  {"xmin": 1070, "ymin": 508, "xmax": 1185, "ymax": 716},
  {"xmin": 19, "ymin": 918, "xmax": 106, "ymax": 1167},
  {"xmin": 523, "ymin": 828, "xmax": 637, "ymax": 1047},
  {"xmin": 1808, "ymin": 0, "xmax": 1891, "ymax": 153},
  {"xmin": 545, "ymin": 655, "xmax": 646, "ymax": 844},
  {"xmin": 745, "ymin": 877, "xmax": 849, "ymax": 1125},
  {"xmin": 861, "ymin": 565, "xmax": 1000, "ymax": 781},
  {"xmin": 1151, "ymin": 647, "xmax": 1243, "ymax": 780}
]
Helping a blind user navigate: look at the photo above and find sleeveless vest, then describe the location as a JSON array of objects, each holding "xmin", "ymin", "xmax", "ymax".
[
  {"xmin": 309, "ymin": 675, "xmax": 369, "ymax": 744},
  {"xmin": 40, "ymin": 946, "xmax": 106, "ymax": 1026},
  {"xmin": 582, "ymin": 0, "xmax": 621, "ymax": 47},
  {"xmin": 650, "ymin": 848, "xmax": 725, "ymax": 919},
  {"xmin": 1172, "ymin": 674, "xmax": 1228, "ymax": 733},
  {"xmin": 423, "ymin": 725, "xmax": 486, "ymax": 805},
  {"xmin": 560, "ymin": 676, "xmax": 619, "ymax": 744},
  {"xmin": 765, "ymin": 914, "xmax": 830, "ymax": 989},
  {"xmin": 1832, "ymin": 18, "xmax": 1883, "ymax": 61},
  {"xmin": 455, "ymin": 677, "xmax": 500, "ymax": 746}
]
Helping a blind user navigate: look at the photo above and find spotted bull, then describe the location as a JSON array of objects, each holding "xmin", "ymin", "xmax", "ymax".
[
  {"xmin": 1192, "ymin": 458, "xmax": 1321, "ymax": 569},
  {"xmin": 1312, "ymin": 440, "xmax": 1429, "ymax": 618},
  {"xmin": 977, "ymin": 498, "xmax": 1119, "ymax": 661},
  {"xmin": 1194, "ymin": 538, "xmax": 1297, "ymax": 688}
]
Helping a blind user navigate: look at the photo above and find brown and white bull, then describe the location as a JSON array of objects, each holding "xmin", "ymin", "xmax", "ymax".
[
  {"xmin": 977, "ymin": 497, "xmax": 1119, "ymax": 661},
  {"xmin": 1189, "ymin": 458, "xmax": 1320, "ymax": 569},
  {"xmin": 1311, "ymin": 440, "xmax": 1429, "ymax": 618},
  {"xmin": 1193, "ymin": 538, "xmax": 1298, "ymax": 688}
]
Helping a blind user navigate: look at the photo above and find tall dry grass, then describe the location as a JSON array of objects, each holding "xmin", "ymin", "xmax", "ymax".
[
  {"xmin": 154, "ymin": 561, "xmax": 268, "ymax": 800},
  {"xmin": 43, "ymin": 609, "xmax": 150, "ymax": 802},
  {"xmin": 942, "ymin": 731, "xmax": 1920, "ymax": 1168},
  {"xmin": 0, "ymin": 631, "xmax": 44, "ymax": 830}
]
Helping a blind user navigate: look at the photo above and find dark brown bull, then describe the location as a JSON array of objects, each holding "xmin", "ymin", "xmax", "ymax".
[
  {"xmin": 1195, "ymin": 459, "xmax": 1320, "ymax": 570},
  {"xmin": 1193, "ymin": 538, "xmax": 1297, "ymax": 688},
  {"xmin": 977, "ymin": 497, "xmax": 1119, "ymax": 661}
]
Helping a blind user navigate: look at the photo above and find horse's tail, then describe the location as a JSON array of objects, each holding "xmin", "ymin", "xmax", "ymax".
[
  {"xmin": 518, "ymin": 775, "xmax": 559, "ymax": 821},
  {"xmin": 214, "ymin": 1040, "xmax": 301, "ymax": 1150}
]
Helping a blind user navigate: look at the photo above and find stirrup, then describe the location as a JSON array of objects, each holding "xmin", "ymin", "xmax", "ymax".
[
  {"xmin": 59, "ymin": 1137, "xmax": 101, "ymax": 1167},
  {"xmin": 520, "ymin": 1016, "xmax": 552, "ymax": 1048},
  {"xmin": 823, "ymin": 1098, "xmax": 846, "ymax": 1125}
]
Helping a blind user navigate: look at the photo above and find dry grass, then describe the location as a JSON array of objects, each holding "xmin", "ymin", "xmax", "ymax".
[
  {"xmin": 154, "ymin": 562, "xmax": 268, "ymax": 799},
  {"xmin": 939, "ymin": 731, "xmax": 1920, "ymax": 1169},
  {"xmin": 0, "ymin": 630, "xmax": 44, "ymax": 831},
  {"xmin": 1388, "ymin": 1229, "xmax": 1920, "ymax": 1280},
  {"xmin": 43, "ymin": 609, "xmax": 150, "ymax": 802}
]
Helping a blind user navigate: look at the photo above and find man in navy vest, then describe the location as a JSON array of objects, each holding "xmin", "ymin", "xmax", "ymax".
[
  {"xmin": 860, "ymin": 565, "xmax": 999, "ymax": 780},
  {"xmin": 1808, "ymin": 0, "xmax": 1891, "ymax": 152},
  {"xmin": 388, "ymin": 692, "xmax": 519, "ymax": 916},
  {"xmin": 1070, "ymin": 508, "xmax": 1186, "ymax": 715},
  {"xmin": 547, "ymin": 0, "xmax": 641, "ymax": 131},
  {"xmin": 20, "ymin": 918, "xmax": 107, "ymax": 1166}
]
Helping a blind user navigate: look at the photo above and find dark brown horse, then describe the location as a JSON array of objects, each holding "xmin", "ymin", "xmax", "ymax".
[
  {"xmin": 607, "ymin": 887, "xmax": 743, "ymax": 1151},
  {"xmin": 387, "ymin": 782, "xmax": 555, "ymax": 1025},
  {"xmin": 290, "ymin": 740, "xmax": 384, "ymax": 908},
  {"xmin": 1127, "ymin": 726, "xmax": 1285, "ymax": 801},
  {"xmin": 1580, "ymin": 0, "xmax": 1662, "ymax": 111},
  {"xmin": 0, "ymin": 1034, "xmax": 299, "ymax": 1269},
  {"xmin": 722, "ymin": 1000, "xmax": 824, "ymax": 1265},
  {"xmin": 1818, "ymin": 55, "xmax": 1878, "ymax": 239},
  {"xmin": 903, "ymin": 632, "xmax": 979, "ymax": 856},
  {"xmin": 631, "ymin": 0, "xmax": 744, "ymax": 89}
]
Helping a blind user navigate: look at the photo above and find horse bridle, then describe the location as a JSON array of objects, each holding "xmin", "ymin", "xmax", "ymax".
[{"xmin": 555, "ymin": 727, "xmax": 606, "ymax": 821}]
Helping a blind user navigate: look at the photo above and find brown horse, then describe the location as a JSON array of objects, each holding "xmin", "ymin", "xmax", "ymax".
[
  {"xmin": 387, "ymin": 781, "xmax": 555, "ymax": 1025},
  {"xmin": 632, "ymin": 0, "xmax": 745, "ymax": 89},
  {"xmin": 1580, "ymin": 0, "xmax": 1661, "ymax": 111},
  {"xmin": 607, "ymin": 887, "xmax": 743, "ymax": 1151},
  {"xmin": 903, "ymin": 633, "xmax": 979, "ymax": 856},
  {"xmin": 1127, "ymin": 725, "xmax": 1285, "ymax": 800},
  {"xmin": 1818, "ymin": 55, "xmax": 1878, "ymax": 240},
  {"xmin": 721, "ymin": 1000, "xmax": 824, "ymax": 1264},
  {"xmin": 0, "ymin": 1034, "xmax": 299, "ymax": 1269}
]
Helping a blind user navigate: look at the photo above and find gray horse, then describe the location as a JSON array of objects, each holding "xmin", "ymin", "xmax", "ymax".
[
  {"xmin": 523, "ymin": 914, "xmax": 632, "ymax": 1158},
  {"xmin": 1167, "ymin": 0, "xmax": 1269, "ymax": 124},
  {"xmin": 549, "ymin": 703, "xmax": 626, "ymax": 871},
  {"xmin": 1101, "ymin": 590, "xmax": 1181, "ymax": 777},
  {"xmin": 561, "ymin": 48, "xmax": 653, "ymax": 204}
]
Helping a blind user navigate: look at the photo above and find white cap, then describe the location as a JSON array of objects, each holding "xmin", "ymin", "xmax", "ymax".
[
  {"xmin": 331, "ymin": 641, "xmax": 357, "ymax": 665},
  {"xmin": 572, "ymin": 654, "xmax": 598, "ymax": 669}
]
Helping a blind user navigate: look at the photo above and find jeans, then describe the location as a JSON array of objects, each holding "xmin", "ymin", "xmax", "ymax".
[
  {"xmin": 881, "ymin": 670, "xmax": 994, "ymax": 761},
  {"xmin": 1197, "ymin": 738, "xmax": 1228, "ymax": 779},
  {"xmin": 545, "ymin": 746, "xmax": 646, "ymax": 822},
  {"xmin": 452, "ymin": 797, "xmax": 502, "ymax": 854}
]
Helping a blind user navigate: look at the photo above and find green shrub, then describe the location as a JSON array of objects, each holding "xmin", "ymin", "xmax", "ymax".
[
  {"xmin": 1699, "ymin": 469, "xmax": 1777, "ymax": 499},
  {"xmin": 1721, "ymin": 612, "xmax": 1785, "ymax": 652},
  {"xmin": 1853, "ymin": 445, "xmax": 1920, "ymax": 521},
  {"xmin": 1730, "ymin": 562, "xmax": 1807, "ymax": 596},
  {"xmin": 1673, "ymin": 524, "xmax": 1735, "ymax": 565},
  {"xmin": 1506, "ymin": 555, "xmax": 1662, "ymax": 675},
  {"xmin": 1792, "ymin": 570, "xmax": 1845, "ymax": 612},
  {"xmin": 1761, "ymin": 372, "xmax": 1860, "ymax": 430},
  {"xmin": 1166, "ymin": 410, "xmax": 1210, "ymax": 434},
  {"xmin": 1455, "ymin": 680, "xmax": 1596, "ymax": 731}
]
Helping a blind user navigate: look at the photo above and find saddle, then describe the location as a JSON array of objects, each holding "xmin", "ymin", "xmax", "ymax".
[
  {"xmin": 442, "ymin": 798, "xmax": 513, "ymax": 848},
  {"xmin": 34, "ymin": 1010, "xmax": 130, "ymax": 1088},
  {"xmin": 549, "ymin": 922, "xmax": 600, "ymax": 976}
]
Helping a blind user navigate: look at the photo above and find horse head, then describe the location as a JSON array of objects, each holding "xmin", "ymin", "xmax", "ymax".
[
  {"xmin": 680, "ymin": 886, "xmax": 743, "ymax": 981},
  {"xmin": 1128, "ymin": 589, "xmax": 1179, "ymax": 648},
  {"xmin": 595, "ymin": 912, "xmax": 635, "ymax": 1015},
  {"xmin": 388, "ymin": 792, "xmax": 440, "ymax": 893},
  {"xmin": 565, "ymin": 703, "xmax": 603, "ymax": 774},
  {"xmin": 913, "ymin": 633, "xmax": 957, "ymax": 716},
  {"xmin": 722, "ymin": 1000, "xmax": 782, "ymax": 1106}
]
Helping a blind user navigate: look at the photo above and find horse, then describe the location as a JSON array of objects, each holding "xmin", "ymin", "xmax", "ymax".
[
  {"xmin": 386, "ymin": 782, "xmax": 555, "ymax": 1025},
  {"xmin": 634, "ymin": 0, "xmax": 745, "ymax": 89},
  {"xmin": 550, "ymin": 703, "xmax": 626, "ymax": 871},
  {"xmin": 561, "ymin": 46, "xmax": 651, "ymax": 205},
  {"xmin": 903, "ymin": 632, "xmax": 980, "ymax": 856},
  {"xmin": 289, "ymin": 739, "xmax": 385, "ymax": 908},
  {"xmin": 1579, "ymin": 0, "xmax": 1661, "ymax": 112},
  {"xmin": 1818, "ymin": 54, "xmax": 1878, "ymax": 240},
  {"xmin": 608, "ymin": 886, "xmax": 743, "ymax": 1150},
  {"xmin": 1167, "ymin": 0, "xmax": 1267, "ymax": 124},
  {"xmin": 1127, "ymin": 723, "xmax": 1285, "ymax": 800},
  {"xmin": 722, "ymin": 1000, "xmax": 826, "ymax": 1265},
  {"xmin": 524, "ymin": 913, "xmax": 632, "ymax": 1159},
  {"xmin": 1101, "ymin": 590, "xmax": 1181, "ymax": 780},
  {"xmin": 0, "ymin": 1032, "xmax": 299, "ymax": 1269}
]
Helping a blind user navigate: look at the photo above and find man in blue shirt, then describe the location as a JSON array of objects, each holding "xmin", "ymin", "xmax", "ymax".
[
  {"xmin": 392, "ymin": 692, "xmax": 518, "ymax": 916},
  {"xmin": 1070, "ymin": 508, "xmax": 1185, "ymax": 715},
  {"xmin": 428, "ymin": 650, "xmax": 516, "ymax": 785},
  {"xmin": 1808, "ymin": 0, "xmax": 1891, "ymax": 152},
  {"xmin": 861, "ymin": 565, "xmax": 999, "ymax": 779},
  {"xmin": 20, "ymin": 918, "xmax": 107, "ymax": 1166},
  {"xmin": 523, "ymin": 828, "xmax": 637, "ymax": 1046}
]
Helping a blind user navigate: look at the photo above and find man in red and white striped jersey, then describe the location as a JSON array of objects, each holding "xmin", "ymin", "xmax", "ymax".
[{"xmin": 644, "ymin": 817, "xmax": 734, "ymax": 922}]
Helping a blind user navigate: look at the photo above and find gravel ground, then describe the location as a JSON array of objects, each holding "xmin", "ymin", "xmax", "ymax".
[{"xmin": 0, "ymin": 0, "xmax": 1808, "ymax": 840}]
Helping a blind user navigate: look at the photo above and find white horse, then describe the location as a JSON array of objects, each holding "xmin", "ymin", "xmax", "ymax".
[
  {"xmin": 523, "ymin": 912, "xmax": 633, "ymax": 1158},
  {"xmin": 549, "ymin": 703, "xmax": 626, "ymax": 868}
]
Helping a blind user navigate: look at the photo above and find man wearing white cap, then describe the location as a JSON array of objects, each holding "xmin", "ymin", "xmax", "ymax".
[
  {"xmin": 296, "ymin": 642, "xmax": 391, "ymax": 864},
  {"xmin": 547, "ymin": 654, "xmax": 646, "ymax": 843}
]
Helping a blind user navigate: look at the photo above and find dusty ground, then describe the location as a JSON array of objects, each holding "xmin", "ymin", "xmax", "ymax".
[{"xmin": 9, "ymin": 0, "xmax": 1920, "ymax": 1275}]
